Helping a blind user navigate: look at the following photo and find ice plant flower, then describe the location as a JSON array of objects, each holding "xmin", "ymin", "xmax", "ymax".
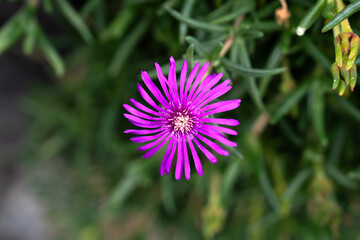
[{"xmin": 123, "ymin": 57, "xmax": 240, "ymax": 180}]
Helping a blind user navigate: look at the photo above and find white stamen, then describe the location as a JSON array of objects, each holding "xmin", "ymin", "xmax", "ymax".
[{"xmin": 172, "ymin": 114, "xmax": 192, "ymax": 133}]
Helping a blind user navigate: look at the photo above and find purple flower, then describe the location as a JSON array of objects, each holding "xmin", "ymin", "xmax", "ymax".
[{"xmin": 124, "ymin": 57, "xmax": 240, "ymax": 180}]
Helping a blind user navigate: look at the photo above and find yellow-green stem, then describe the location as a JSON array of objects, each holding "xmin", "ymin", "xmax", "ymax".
[
  {"xmin": 334, "ymin": 0, "xmax": 353, "ymax": 32},
  {"xmin": 333, "ymin": 25, "xmax": 340, "ymax": 38}
]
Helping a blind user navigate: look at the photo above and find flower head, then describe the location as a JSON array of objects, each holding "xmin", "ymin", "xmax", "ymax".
[{"xmin": 124, "ymin": 57, "xmax": 240, "ymax": 180}]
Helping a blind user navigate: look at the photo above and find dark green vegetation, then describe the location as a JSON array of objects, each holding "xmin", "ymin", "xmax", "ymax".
[{"xmin": 2, "ymin": 0, "xmax": 360, "ymax": 239}]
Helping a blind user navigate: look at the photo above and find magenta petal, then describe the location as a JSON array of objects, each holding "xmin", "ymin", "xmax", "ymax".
[
  {"xmin": 189, "ymin": 73, "xmax": 217, "ymax": 102},
  {"xmin": 160, "ymin": 138, "xmax": 174, "ymax": 175},
  {"xmin": 124, "ymin": 128, "xmax": 163, "ymax": 135},
  {"xmin": 128, "ymin": 120, "xmax": 162, "ymax": 129},
  {"xmin": 192, "ymin": 138, "xmax": 218, "ymax": 164},
  {"xmin": 179, "ymin": 60, "xmax": 188, "ymax": 103},
  {"xmin": 167, "ymin": 58, "xmax": 179, "ymax": 103},
  {"xmin": 198, "ymin": 128, "xmax": 237, "ymax": 147},
  {"xmin": 199, "ymin": 99, "xmax": 241, "ymax": 114},
  {"xmin": 187, "ymin": 62, "xmax": 209, "ymax": 102},
  {"xmin": 175, "ymin": 140, "xmax": 183, "ymax": 180},
  {"xmin": 143, "ymin": 135, "xmax": 169, "ymax": 159},
  {"xmin": 138, "ymin": 131, "xmax": 170, "ymax": 151},
  {"xmin": 137, "ymin": 83, "xmax": 166, "ymax": 113},
  {"xmin": 199, "ymin": 124, "xmax": 237, "ymax": 135},
  {"xmin": 130, "ymin": 131, "xmax": 166, "ymax": 143},
  {"xmin": 141, "ymin": 71, "xmax": 170, "ymax": 108},
  {"xmin": 197, "ymin": 85, "xmax": 232, "ymax": 109},
  {"xmin": 124, "ymin": 113, "xmax": 160, "ymax": 126},
  {"xmin": 191, "ymin": 73, "xmax": 224, "ymax": 105},
  {"xmin": 155, "ymin": 62, "xmax": 172, "ymax": 102},
  {"xmin": 123, "ymin": 104, "xmax": 162, "ymax": 120},
  {"xmin": 184, "ymin": 62, "xmax": 200, "ymax": 103},
  {"xmin": 187, "ymin": 137, "xmax": 203, "ymax": 176},
  {"xmin": 200, "ymin": 117, "xmax": 239, "ymax": 126},
  {"xmin": 198, "ymin": 101, "xmax": 240, "ymax": 117},
  {"xmin": 193, "ymin": 79, "xmax": 231, "ymax": 107},
  {"xmin": 129, "ymin": 98, "xmax": 163, "ymax": 117},
  {"xmin": 195, "ymin": 134, "xmax": 229, "ymax": 156},
  {"xmin": 165, "ymin": 139, "xmax": 177, "ymax": 174},
  {"xmin": 183, "ymin": 140, "xmax": 190, "ymax": 180}
]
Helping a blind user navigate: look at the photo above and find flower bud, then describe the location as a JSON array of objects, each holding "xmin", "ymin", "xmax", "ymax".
[
  {"xmin": 338, "ymin": 80, "xmax": 347, "ymax": 96},
  {"xmin": 347, "ymin": 33, "xmax": 360, "ymax": 70},
  {"xmin": 334, "ymin": 36, "xmax": 343, "ymax": 68},
  {"xmin": 349, "ymin": 64, "xmax": 357, "ymax": 91},
  {"xmin": 331, "ymin": 63, "xmax": 340, "ymax": 89},
  {"xmin": 340, "ymin": 64, "xmax": 350, "ymax": 85},
  {"xmin": 340, "ymin": 32, "xmax": 352, "ymax": 54}
]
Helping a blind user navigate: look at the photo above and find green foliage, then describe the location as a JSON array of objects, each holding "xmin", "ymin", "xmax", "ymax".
[
  {"xmin": 322, "ymin": 0, "xmax": 360, "ymax": 32},
  {"xmin": 1, "ymin": 0, "xmax": 360, "ymax": 239}
]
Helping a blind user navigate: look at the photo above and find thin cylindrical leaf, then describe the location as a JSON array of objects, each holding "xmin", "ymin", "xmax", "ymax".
[
  {"xmin": 210, "ymin": 42, "xmax": 223, "ymax": 60},
  {"xmin": 281, "ymin": 169, "xmax": 311, "ymax": 201},
  {"xmin": 236, "ymin": 39, "xmax": 266, "ymax": 112},
  {"xmin": 185, "ymin": 43, "xmax": 194, "ymax": 70},
  {"xmin": 259, "ymin": 172, "xmax": 281, "ymax": 214},
  {"xmin": 296, "ymin": 0, "xmax": 326, "ymax": 36},
  {"xmin": 179, "ymin": 0, "xmax": 196, "ymax": 43},
  {"xmin": 310, "ymin": 80, "xmax": 328, "ymax": 147},
  {"xmin": 55, "ymin": 0, "xmax": 94, "ymax": 43},
  {"xmin": 185, "ymin": 36, "xmax": 208, "ymax": 57},
  {"xmin": 270, "ymin": 80, "xmax": 310, "ymax": 124},
  {"xmin": 0, "ymin": 10, "xmax": 26, "ymax": 55},
  {"xmin": 326, "ymin": 165, "xmax": 357, "ymax": 189},
  {"xmin": 249, "ymin": 21, "xmax": 282, "ymax": 32},
  {"xmin": 322, "ymin": 0, "xmax": 360, "ymax": 32},
  {"xmin": 210, "ymin": 2, "xmax": 254, "ymax": 24},
  {"xmin": 328, "ymin": 127, "xmax": 346, "ymax": 166},
  {"xmin": 108, "ymin": 20, "xmax": 148, "ymax": 77},
  {"xmin": 241, "ymin": 29, "xmax": 264, "ymax": 39},
  {"xmin": 100, "ymin": 8, "xmax": 134, "ymax": 42},
  {"xmin": 221, "ymin": 161, "xmax": 241, "ymax": 207},
  {"xmin": 23, "ymin": 18, "xmax": 38, "ymax": 55},
  {"xmin": 348, "ymin": 170, "xmax": 360, "ymax": 180},
  {"xmin": 205, "ymin": 0, "xmax": 234, "ymax": 20},
  {"xmin": 327, "ymin": 165, "xmax": 357, "ymax": 189},
  {"xmin": 107, "ymin": 172, "xmax": 140, "ymax": 213},
  {"xmin": 37, "ymin": 29, "xmax": 65, "ymax": 77},
  {"xmin": 80, "ymin": 0, "xmax": 102, "ymax": 17},
  {"xmin": 260, "ymin": 43, "xmax": 283, "ymax": 96},
  {"xmin": 221, "ymin": 58, "xmax": 285, "ymax": 77},
  {"xmin": 167, "ymin": 7, "xmax": 229, "ymax": 32}
]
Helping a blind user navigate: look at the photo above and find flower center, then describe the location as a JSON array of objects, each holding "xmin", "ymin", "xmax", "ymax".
[
  {"xmin": 174, "ymin": 114, "xmax": 191, "ymax": 132},
  {"xmin": 169, "ymin": 112, "xmax": 194, "ymax": 135}
]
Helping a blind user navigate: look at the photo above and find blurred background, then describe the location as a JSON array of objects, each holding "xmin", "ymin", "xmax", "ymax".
[{"xmin": 1, "ymin": 0, "xmax": 360, "ymax": 239}]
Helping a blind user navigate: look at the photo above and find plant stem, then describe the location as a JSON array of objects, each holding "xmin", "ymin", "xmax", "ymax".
[{"xmin": 334, "ymin": 0, "xmax": 353, "ymax": 32}]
